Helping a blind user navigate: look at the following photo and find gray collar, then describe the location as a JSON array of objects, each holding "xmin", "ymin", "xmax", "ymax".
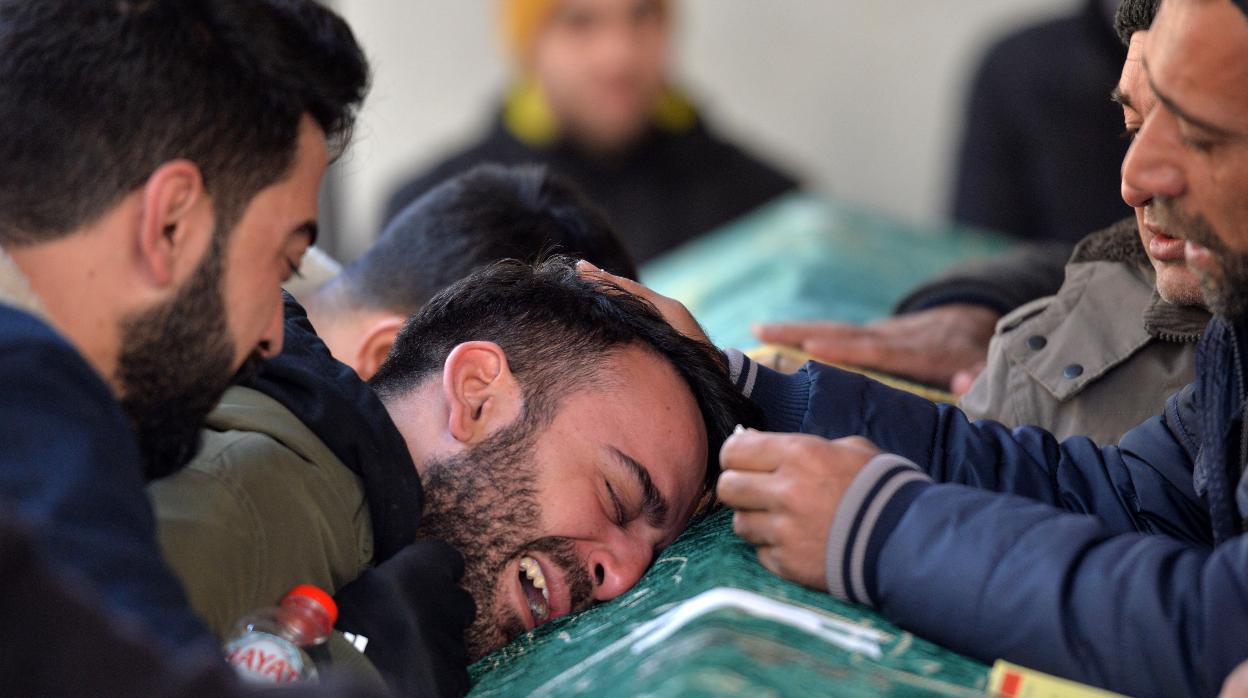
[
  {"xmin": 1143, "ymin": 291, "xmax": 1211, "ymax": 343},
  {"xmin": 0, "ymin": 245, "xmax": 47, "ymax": 320},
  {"xmin": 1071, "ymin": 218, "xmax": 1210, "ymax": 343}
]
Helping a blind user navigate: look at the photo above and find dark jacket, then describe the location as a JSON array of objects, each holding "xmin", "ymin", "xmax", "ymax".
[
  {"xmin": 151, "ymin": 295, "xmax": 422, "ymax": 633},
  {"xmin": 725, "ymin": 307, "xmax": 1248, "ymax": 697},
  {"xmin": 951, "ymin": 0, "xmax": 1128, "ymax": 243},
  {"xmin": 0, "ymin": 251, "xmax": 213, "ymax": 653},
  {"xmin": 383, "ymin": 105, "xmax": 798, "ymax": 263},
  {"xmin": 152, "ymin": 295, "xmax": 472, "ymax": 696}
]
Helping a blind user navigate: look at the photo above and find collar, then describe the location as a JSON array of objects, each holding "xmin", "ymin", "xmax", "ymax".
[
  {"xmin": 0, "ymin": 245, "xmax": 46, "ymax": 321},
  {"xmin": 502, "ymin": 81, "xmax": 698, "ymax": 148}
]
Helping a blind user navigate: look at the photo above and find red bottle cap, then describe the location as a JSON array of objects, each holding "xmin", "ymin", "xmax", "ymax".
[{"xmin": 283, "ymin": 584, "xmax": 338, "ymax": 627}]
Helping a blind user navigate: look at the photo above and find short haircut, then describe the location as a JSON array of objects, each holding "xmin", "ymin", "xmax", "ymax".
[
  {"xmin": 1114, "ymin": 0, "xmax": 1162, "ymax": 45},
  {"xmin": 332, "ymin": 164, "xmax": 638, "ymax": 317},
  {"xmin": 0, "ymin": 0, "xmax": 369, "ymax": 246},
  {"xmin": 370, "ymin": 257, "xmax": 761, "ymax": 493}
]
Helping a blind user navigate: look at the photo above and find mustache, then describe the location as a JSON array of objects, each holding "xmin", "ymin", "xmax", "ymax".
[{"xmin": 1154, "ymin": 196, "xmax": 1226, "ymax": 252}]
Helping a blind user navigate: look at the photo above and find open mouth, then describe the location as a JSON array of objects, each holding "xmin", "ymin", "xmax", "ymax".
[{"xmin": 518, "ymin": 555, "xmax": 552, "ymax": 627}]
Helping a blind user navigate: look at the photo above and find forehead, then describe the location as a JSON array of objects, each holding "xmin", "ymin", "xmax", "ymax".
[{"xmin": 1148, "ymin": 0, "xmax": 1248, "ymax": 126}]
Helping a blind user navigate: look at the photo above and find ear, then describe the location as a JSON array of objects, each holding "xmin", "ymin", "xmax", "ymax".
[
  {"xmin": 136, "ymin": 160, "xmax": 210, "ymax": 288},
  {"xmin": 441, "ymin": 341, "xmax": 522, "ymax": 445},
  {"xmin": 351, "ymin": 314, "xmax": 405, "ymax": 381}
]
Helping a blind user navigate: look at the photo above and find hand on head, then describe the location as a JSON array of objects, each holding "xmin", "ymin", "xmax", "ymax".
[{"xmin": 576, "ymin": 260, "xmax": 710, "ymax": 344}]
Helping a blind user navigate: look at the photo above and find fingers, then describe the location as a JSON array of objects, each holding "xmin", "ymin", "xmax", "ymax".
[
  {"xmin": 802, "ymin": 334, "xmax": 904, "ymax": 370},
  {"xmin": 717, "ymin": 469, "xmax": 780, "ymax": 511},
  {"xmin": 752, "ymin": 321, "xmax": 868, "ymax": 346},
  {"xmin": 719, "ymin": 429, "xmax": 797, "ymax": 473},
  {"xmin": 949, "ymin": 361, "xmax": 985, "ymax": 396},
  {"xmin": 732, "ymin": 509, "xmax": 777, "ymax": 546}
]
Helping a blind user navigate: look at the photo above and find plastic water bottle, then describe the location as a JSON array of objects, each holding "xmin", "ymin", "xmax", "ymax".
[{"xmin": 223, "ymin": 584, "xmax": 337, "ymax": 684}]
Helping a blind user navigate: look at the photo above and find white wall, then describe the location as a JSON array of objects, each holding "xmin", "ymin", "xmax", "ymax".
[{"xmin": 327, "ymin": 0, "xmax": 1081, "ymax": 261}]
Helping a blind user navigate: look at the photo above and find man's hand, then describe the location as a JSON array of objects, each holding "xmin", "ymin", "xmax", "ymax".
[
  {"xmin": 753, "ymin": 304, "xmax": 1000, "ymax": 393},
  {"xmin": 717, "ymin": 430, "xmax": 880, "ymax": 590},
  {"xmin": 334, "ymin": 540, "xmax": 476, "ymax": 697},
  {"xmin": 576, "ymin": 260, "xmax": 710, "ymax": 344}
]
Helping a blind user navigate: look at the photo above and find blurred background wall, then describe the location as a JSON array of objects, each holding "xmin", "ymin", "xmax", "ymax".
[{"xmin": 321, "ymin": 0, "xmax": 1081, "ymax": 261}]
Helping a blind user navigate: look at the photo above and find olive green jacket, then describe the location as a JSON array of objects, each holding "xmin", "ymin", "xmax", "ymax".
[
  {"xmin": 961, "ymin": 218, "xmax": 1211, "ymax": 444},
  {"xmin": 148, "ymin": 384, "xmax": 381, "ymax": 683}
]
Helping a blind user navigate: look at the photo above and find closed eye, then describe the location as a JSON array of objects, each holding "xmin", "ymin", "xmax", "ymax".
[{"xmin": 605, "ymin": 480, "xmax": 627, "ymax": 527}]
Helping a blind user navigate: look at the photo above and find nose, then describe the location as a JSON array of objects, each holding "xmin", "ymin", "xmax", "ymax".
[
  {"xmin": 585, "ymin": 531, "xmax": 655, "ymax": 602},
  {"xmin": 1121, "ymin": 107, "xmax": 1186, "ymax": 205},
  {"xmin": 255, "ymin": 299, "xmax": 285, "ymax": 359}
]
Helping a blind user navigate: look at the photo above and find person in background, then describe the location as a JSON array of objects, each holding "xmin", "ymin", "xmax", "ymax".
[
  {"xmin": 383, "ymin": 0, "xmax": 799, "ymax": 264},
  {"xmin": 308, "ymin": 163, "xmax": 637, "ymax": 379},
  {"xmin": 953, "ymin": 0, "xmax": 1130, "ymax": 244}
]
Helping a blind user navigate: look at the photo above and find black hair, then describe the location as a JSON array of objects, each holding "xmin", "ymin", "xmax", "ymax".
[
  {"xmin": 1114, "ymin": 0, "xmax": 1162, "ymax": 45},
  {"xmin": 332, "ymin": 163, "xmax": 638, "ymax": 317},
  {"xmin": 370, "ymin": 256, "xmax": 761, "ymax": 494},
  {"xmin": 0, "ymin": 0, "xmax": 369, "ymax": 246}
]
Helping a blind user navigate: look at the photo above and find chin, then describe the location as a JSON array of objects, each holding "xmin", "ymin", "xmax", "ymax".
[{"xmin": 1157, "ymin": 274, "xmax": 1206, "ymax": 308}]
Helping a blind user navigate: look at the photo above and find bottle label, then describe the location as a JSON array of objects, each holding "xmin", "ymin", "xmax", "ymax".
[{"xmin": 224, "ymin": 632, "xmax": 312, "ymax": 684}]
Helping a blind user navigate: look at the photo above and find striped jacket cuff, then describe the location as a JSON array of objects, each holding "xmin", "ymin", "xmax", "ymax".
[
  {"xmin": 724, "ymin": 348, "xmax": 759, "ymax": 397},
  {"xmin": 825, "ymin": 453, "xmax": 931, "ymax": 607}
]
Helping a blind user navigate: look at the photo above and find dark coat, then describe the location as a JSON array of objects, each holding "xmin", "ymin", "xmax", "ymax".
[
  {"xmin": 951, "ymin": 0, "xmax": 1128, "ymax": 243},
  {"xmin": 0, "ymin": 302, "xmax": 214, "ymax": 652},
  {"xmin": 730, "ymin": 308, "xmax": 1248, "ymax": 697},
  {"xmin": 383, "ymin": 109, "xmax": 798, "ymax": 263}
]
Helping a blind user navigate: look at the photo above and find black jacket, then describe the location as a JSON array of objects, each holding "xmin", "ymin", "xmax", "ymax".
[
  {"xmin": 0, "ymin": 303, "xmax": 215, "ymax": 652},
  {"xmin": 951, "ymin": 0, "xmax": 1129, "ymax": 243},
  {"xmin": 384, "ymin": 109, "xmax": 798, "ymax": 263}
]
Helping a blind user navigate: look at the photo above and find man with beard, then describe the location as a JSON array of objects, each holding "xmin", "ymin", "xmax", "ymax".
[
  {"xmin": 152, "ymin": 257, "xmax": 757, "ymax": 688},
  {"xmin": 0, "ymin": 0, "xmax": 369, "ymax": 670},
  {"xmin": 696, "ymin": 1, "xmax": 1248, "ymax": 695}
]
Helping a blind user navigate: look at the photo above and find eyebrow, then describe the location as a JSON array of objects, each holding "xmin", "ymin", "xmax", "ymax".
[
  {"xmin": 610, "ymin": 447, "xmax": 669, "ymax": 528},
  {"xmin": 1144, "ymin": 61, "xmax": 1239, "ymax": 139},
  {"xmin": 293, "ymin": 220, "xmax": 319, "ymax": 247}
]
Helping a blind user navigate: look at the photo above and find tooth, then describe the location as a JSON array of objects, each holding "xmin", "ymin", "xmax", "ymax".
[
  {"xmin": 541, "ymin": 587, "xmax": 550, "ymax": 603},
  {"xmin": 532, "ymin": 575, "xmax": 546, "ymax": 590}
]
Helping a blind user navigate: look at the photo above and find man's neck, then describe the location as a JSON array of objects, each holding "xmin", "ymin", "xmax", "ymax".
[{"xmin": 7, "ymin": 233, "xmax": 129, "ymax": 396}]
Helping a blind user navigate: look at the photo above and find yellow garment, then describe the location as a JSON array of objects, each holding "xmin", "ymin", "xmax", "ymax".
[{"xmin": 502, "ymin": 81, "xmax": 697, "ymax": 147}]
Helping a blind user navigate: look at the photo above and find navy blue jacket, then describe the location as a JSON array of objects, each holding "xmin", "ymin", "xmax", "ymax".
[
  {"xmin": 0, "ymin": 304, "xmax": 214, "ymax": 651},
  {"xmin": 727, "ymin": 312, "xmax": 1248, "ymax": 697}
]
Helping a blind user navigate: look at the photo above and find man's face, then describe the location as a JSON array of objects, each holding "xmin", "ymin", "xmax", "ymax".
[
  {"xmin": 532, "ymin": 0, "xmax": 670, "ymax": 153},
  {"xmin": 417, "ymin": 344, "xmax": 707, "ymax": 658},
  {"xmin": 117, "ymin": 115, "xmax": 325, "ymax": 477},
  {"xmin": 1118, "ymin": 30, "xmax": 1204, "ymax": 306},
  {"xmin": 1121, "ymin": 0, "xmax": 1248, "ymax": 317}
]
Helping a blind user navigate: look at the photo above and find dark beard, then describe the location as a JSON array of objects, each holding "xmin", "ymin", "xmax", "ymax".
[
  {"xmin": 116, "ymin": 236, "xmax": 239, "ymax": 480},
  {"xmin": 1155, "ymin": 197, "xmax": 1248, "ymax": 319},
  {"xmin": 417, "ymin": 413, "xmax": 595, "ymax": 660}
]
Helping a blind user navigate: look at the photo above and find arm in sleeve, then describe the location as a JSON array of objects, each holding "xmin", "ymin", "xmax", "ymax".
[
  {"xmin": 893, "ymin": 243, "xmax": 1071, "ymax": 317},
  {"xmin": 847, "ymin": 478, "xmax": 1238, "ymax": 698},
  {"xmin": 733, "ymin": 351, "xmax": 1209, "ymax": 542}
]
